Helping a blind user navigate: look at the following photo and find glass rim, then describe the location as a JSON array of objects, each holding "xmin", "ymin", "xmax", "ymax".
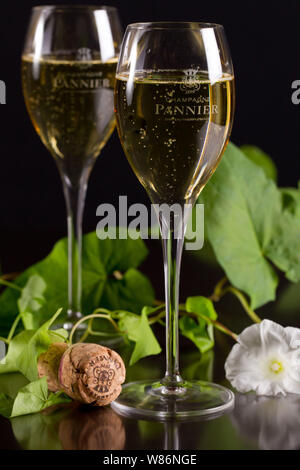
[
  {"xmin": 32, "ymin": 5, "xmax": 118, "ymax": 12},
  {"xmin": 126, "ymin": 21, "xmax": 224, "ymax": 31}
]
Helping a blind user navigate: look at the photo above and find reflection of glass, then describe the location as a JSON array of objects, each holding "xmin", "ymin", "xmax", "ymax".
[
  {"xmin": 164, "ymin": 421, "xmax": 179, "ymax": 450},
  {"xmin": 231, "ymin": 393, "xmax": 300, "ymax": 450},
  {"xmin": 138, "ymin": 409, "xmax": 232, "ymax": 450},
  {"xmin": 21, "ymin": 6, "xmax": 122, "ymax": 329},
  {"xmin": 112, "ymin": 22, "xmax": 235, "ymax": 419}
]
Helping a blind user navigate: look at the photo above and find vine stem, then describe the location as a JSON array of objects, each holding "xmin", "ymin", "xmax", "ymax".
[
  {"xmin": 0, "ymin": 279, "xmax": 22, "ymax": 292},
  {"xmin": 148, "ymin": 310, "xmax": 166, "ymax": 325},
  {"xmin": 179, "ymin": 309, "xmax": 238, "ymax": 341},
  {"xmin": 69, "ymin": 312, "xmax": 120, "ymax": 345},
  {"xmin": 221, "ymin": 286, "xmax": 261, "ymax": 324},
  {"xmin": 149, "ymin": 302, "xmax": 238, "ymax": 342},
  {"xmin": 211, "ymin": 277, "xmax": 261, "ymax": 324},
  {"xmin": 210, "ymin": 276, "xmax": 228, "ymax": 301},
  {"xmin": 6, "ymin": 313, "xmax": 22, "ymax": 343}
]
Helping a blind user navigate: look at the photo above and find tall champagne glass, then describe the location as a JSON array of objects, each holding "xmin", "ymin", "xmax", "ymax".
[
  {"xmin": 21, "ymin": 6, "xmax": 122, "ymax": 329},
  {"xmin": 112, "ymin": 22, "xmax": 235, "ymax": 419}
]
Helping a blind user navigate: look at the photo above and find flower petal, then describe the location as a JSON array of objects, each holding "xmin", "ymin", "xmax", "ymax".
[
  {"xmin": 285, "ymin": 327, "xmax": 300, "ymax": 350},
  {"xmin": 239, "ymin": 320, "xmax": 286, "ymax": 352},
  {"xmin": 225, "ymin": 343, "xmax": 266, "ymax": 393},
  {"xmin": 225, "ymin": 320, "xmax": 300, "ymax": 397}
]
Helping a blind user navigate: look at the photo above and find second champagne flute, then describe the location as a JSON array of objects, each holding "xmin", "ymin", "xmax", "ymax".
[
  {"xmin": 112, "ymin": 22, "xmax": 235, "ymax": 419},
  {"xmin": 22, "ymin": 6, "xmax": 122, "ymax": 329}
]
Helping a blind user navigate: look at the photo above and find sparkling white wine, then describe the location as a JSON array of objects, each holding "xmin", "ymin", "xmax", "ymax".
[
  {"xmin": 22, "ymin": 55, "xmax": 117, "ymax": 180},
  {"xmin": 115, "ymin": 71, "xmax": 235, "ymax": 204}
]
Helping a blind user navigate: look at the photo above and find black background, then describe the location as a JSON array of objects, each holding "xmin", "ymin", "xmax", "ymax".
[{"xmin": 0, "ymin": 0, "xmax": 299, "ymax": 272}]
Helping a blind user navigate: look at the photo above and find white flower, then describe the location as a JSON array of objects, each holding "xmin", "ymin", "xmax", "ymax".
[{"xmin": 225, "ymin": 319, "xmax": 300, "ymax": 396}]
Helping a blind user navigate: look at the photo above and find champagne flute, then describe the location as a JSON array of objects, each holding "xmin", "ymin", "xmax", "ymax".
[
  {"xmin": 112, "ymin": 22, "xmax": 235, "ymax": 419},
  {"xmin": 21, "ymin": 6, "xmax": 122, "ymax": 330}
]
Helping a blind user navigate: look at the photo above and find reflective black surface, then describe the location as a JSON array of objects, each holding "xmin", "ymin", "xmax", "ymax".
[
  {"xmin": 3, "ymin": 364, "xmax": 300, "ymax": 450},
  {"xmin": 2, "ymin": 345, "xmax": 300, "ymax": 450},
  {"xmin": 1, "ymin": 239, "xmax": 300, "ymax": 450}
]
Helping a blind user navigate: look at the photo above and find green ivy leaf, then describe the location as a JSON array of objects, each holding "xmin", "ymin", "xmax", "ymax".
[
  {"xmin": 201, "ymin": 142, "xmax": 300, "ymax": 309},
  {"xmin": 0, "ymin": 309, "xmax": 68, "ymax": 381},
  {"xmin": 240, "ymin": 145, "xmax": 277, "ymax": 181},
  {"xmin": 81, "ymin": 230, "xmax": 154, "ymax": 314},
  {"xmin": 118, "ymin": 308, "xmax": 161, "ymax": 365},
  {"xmin": 179, "ymin": 296, "xmax": 217, "ymax": 354},
  {"xmin": 0, "ymin": 377, "xmax": 71, "ymax": 419},
  {"xmin": 0, "ymin": 231, "xmax": 154, "ymax": 336},
  {"xmin": 281, "ymin": 183, "xmax": 300, "ymax": 219},
  {"xmin": 10, "ymin": 377, "xmax": 71, "ymax": 418},
  {"xmin": 179, "ymin": 316, "xmax": 214, "ymax": 354},
  {"xmin": 99, "ymin": 268, "xmax": 154, "ymax": 313},
  {"xmin": 0, "ymin": 393, "xmax": 14, "ymax": 418},
  {"xmin": 266, "ymin": 211, "xmax": 300, "ymax": 282},
  {"xmin": 18, "ymin": 275, "xmax": 46, "ymax": 330},
  {"xmin": 0, "ymin": 373, "xmax": 29, "ymax": 399},
  {"xmin": 185, "ymin": 296, "xmax": 217, "ymax": 321}
]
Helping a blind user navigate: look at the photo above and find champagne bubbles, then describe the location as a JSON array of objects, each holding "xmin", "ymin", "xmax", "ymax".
[{"xmin": 115, "ymin": 70, "xmax": 234, "ymax": 204}]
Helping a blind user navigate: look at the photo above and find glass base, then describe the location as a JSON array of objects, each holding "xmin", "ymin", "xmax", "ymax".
[{"xmin": 111, "ymin": 380, "xmax": 235, "ymax": 421}]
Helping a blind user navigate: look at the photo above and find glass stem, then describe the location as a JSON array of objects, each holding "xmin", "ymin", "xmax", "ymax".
[
  {"xmin": 160, "ymin": 214, "xmax": 185, "ymax": 389},
  {"xmin": 61, "ymin": 169, "xmax": 89, "ymax": 323}
]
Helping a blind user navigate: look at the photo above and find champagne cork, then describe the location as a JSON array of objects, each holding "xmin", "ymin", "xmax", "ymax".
[
  {"xmin": 38, "ymin": 342, "xmax": 68, "ymax": 392},
  {"xmin": 58, "ymin": 343, "xmax": 126, "ymax": 406}
]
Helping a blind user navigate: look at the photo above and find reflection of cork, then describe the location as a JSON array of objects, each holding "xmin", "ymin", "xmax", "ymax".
[
  {"xmin": 59, "ymin": 405, "xmax": 126, "ymax": 450},
  {"xmin": 59, "ymin": 343, "xmax": 126, "ymax": 406}
]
